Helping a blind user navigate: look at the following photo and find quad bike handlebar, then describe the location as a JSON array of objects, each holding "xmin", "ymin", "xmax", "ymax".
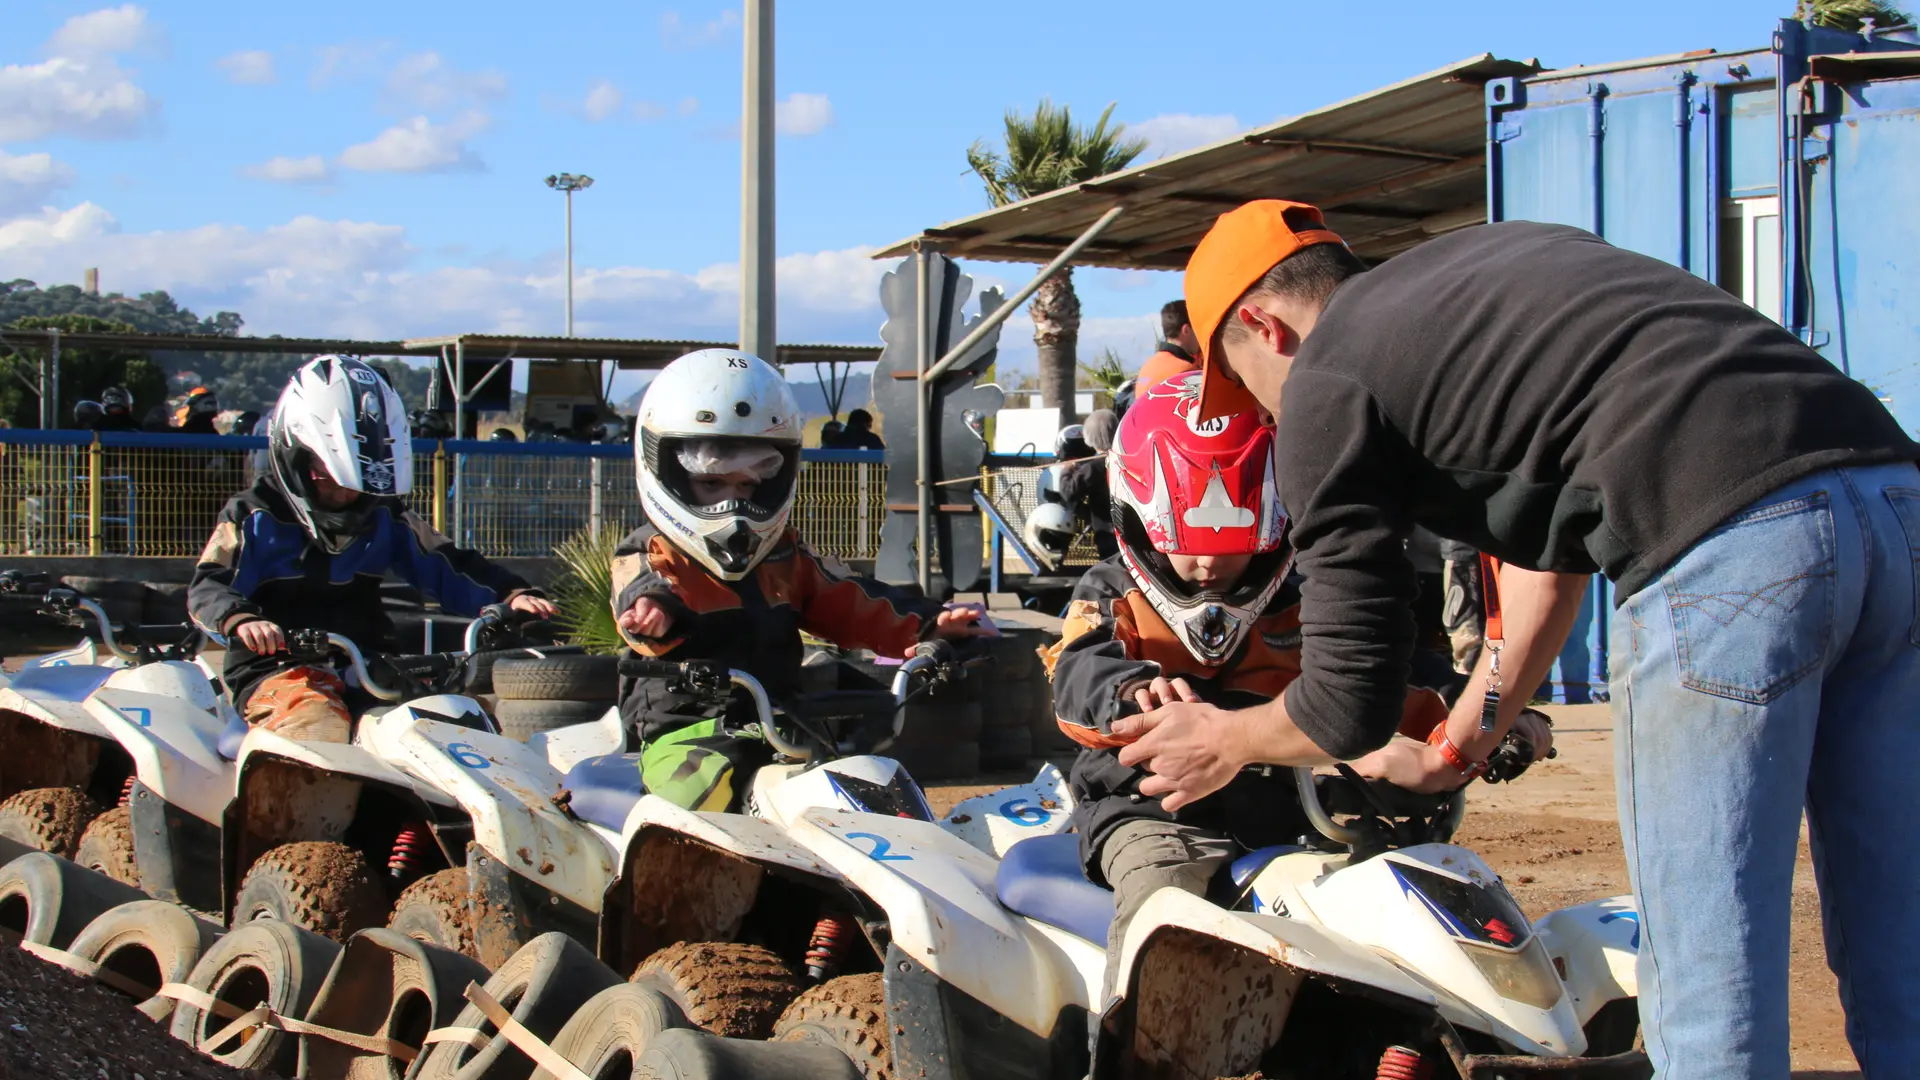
[
  {"xmin": 14, "ymin": 582, "xmax": 202, "ymax": 665},
  {"xmin": 287, "ymin": 630, "xmax": 411, "ymax": 702},
  {"xmin": 1295, "ymin": 725, "xmax": 1548, "ymax": 856}
]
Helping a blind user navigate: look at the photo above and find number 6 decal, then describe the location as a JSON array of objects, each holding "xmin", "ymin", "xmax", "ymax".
[
  {"xmin": 847, "ymin": 831, "xmax": 911, "ymax": 862},
  {"xmin": 999, "ymin": 798, "xmax": 1050, "ymax": 827},
  {"xmin": 446, "ymin": 743, "xmax": 491, "ymax": 770}
]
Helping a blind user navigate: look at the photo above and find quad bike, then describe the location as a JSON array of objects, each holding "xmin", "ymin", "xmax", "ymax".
[
  {"xmin": 0, "ymin": 573, "xmax": 230, "ymax": 872},
  {"xmin": 584, "ymin": 641, "xmax": 1077, "ymax": 1038},
  {"xmin": 762, "ymin": 739, "xmax": 1648, "ymax": 1080}
]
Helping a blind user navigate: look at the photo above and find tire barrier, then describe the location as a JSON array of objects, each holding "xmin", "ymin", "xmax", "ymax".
[
  {"xmin": 772, "ymin": 972, "xmax": 892, "ymax": 1079},
  {"xmin": 412, "ymin": 931, "xmax": 621, "ymax": 1080},
  {"xmin": 296, "ymin": 927, "xmax": 490, "ymax": 1080},
  {"xmin": 633, "ymin": 1027, "xmax": 865, "ymax": 1080},
  {"xmin": 65, "ymin": 899, "xmax": 222, "ymax": 1021},
  {"xmin": 493, "ymin": 656, "xmax": 619, "ymax": 742},
  {"xmin": 232, "ymin": 841, "xmax": 389, "ymax": 944},
  {"xmin": 0, "ymin": 850, "xmax": 148, "ymax": 949},
  {"xmin": 532, "ymin": 984, "xmax": 687, "ymax": 1080},
  {"xmin": 165, "ymin": 918, "xmax": 342, "ymax": 1075}
]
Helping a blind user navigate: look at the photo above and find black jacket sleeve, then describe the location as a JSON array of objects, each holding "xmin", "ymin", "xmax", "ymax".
[
  {"xmin": 188, "ymin": 494, "xmax": 263, "ymax": 636},
  {"xmin": 1277, "ymin": 368, "xmax": 1420, "ymax": 758},
  {"xmin": 1045, "ymin": 564, "xmax": 1161, "ymax": 744}
]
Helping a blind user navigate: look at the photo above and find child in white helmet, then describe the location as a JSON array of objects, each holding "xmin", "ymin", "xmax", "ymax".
[{"xmin": 612, "ymin": 349, "xmax": 992, "ymax": 811}]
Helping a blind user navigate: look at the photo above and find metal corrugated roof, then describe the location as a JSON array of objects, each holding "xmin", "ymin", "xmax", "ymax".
[
  {"xmin": 403, "ymin": 334, "xmax": 880, "ymax": 367},
  {"xmin": 875, "ymin": 53, "xmax": 1542, "ymax": 270}
]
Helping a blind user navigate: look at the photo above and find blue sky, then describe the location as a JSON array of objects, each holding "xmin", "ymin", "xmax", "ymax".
[{"xmin": 3, "ymin": 0, "xmax": 1789, "ymax": 399}]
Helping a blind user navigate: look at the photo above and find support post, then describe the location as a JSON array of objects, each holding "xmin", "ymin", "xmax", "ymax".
[
  {"xmin": 915, "ymin": 249, "xmax": 933, "ymax": 592},
  {"xmin": 44, "ymin": 329, "xmax": 62, "ymax": 430},
  {"xmin": 589, "ymin": 455, "xmax": 604, "ymax": 535},
  {"xmin": 452, "ymin": 339, "xmax": 466, "ymax": 542},
  {"xmin": 856, "ymin": 459, "xmax": 871, "ymax": 558},
  {"xmin": 87, "ymin": 434, "xmax": 102, "ymax": 557},
  {"xmin": 739, "ymin": 0, "xmax": 776, "ymax": 359},
  {"xmin": 432, "ymin": 441, "xmax": 448, "ymax": 534}
]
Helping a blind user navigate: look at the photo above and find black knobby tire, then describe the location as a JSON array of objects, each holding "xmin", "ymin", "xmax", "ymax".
[
  {"xmin": 465, "ymin": 645, "xmax": 585, "ymax": 696},
  {"xmin": 493, "ymin": 654, "xmax": 622, "ymax": 702},
  {"xmin": 68, "ymin": 899, "xmax": 222, "ymax": 1020},
  {"xmin": 0, "ymin": 786, "xmax": 102, "ymax": 859},
  {"xmin": 496, "ymin": 698, "xmax": 615, "ymax": 742},
  {"xmin": 532, "ymin": 984, "xmax": 687, "ymax": 1080},
  {"xmin": 630, "ymin": 941, "xmax": 805, "ymax": 1040},
  {"xmin": 774, "ymin": 972, "xmax": 893, "ymax": 1080},
  {"xmin": 74, "ymin": 805, "xmax": 140, "ymax": 886},
  {"xmin": 634, "ymin": 1027, "xmax": 865, "ymax": 1080},
  {"xmin": 389, "ymin": 866, "xmax": 479, "ymax": 961},
  {"xmin": 232, "ymin": 841, "xmax": 388, "ymax": 943}
]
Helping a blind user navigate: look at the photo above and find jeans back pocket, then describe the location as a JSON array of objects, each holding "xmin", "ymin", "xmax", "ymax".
[
  {"xmin": 1881, "ymin": 487, "xmax": 1920, "ymax": 647},
  {"xmin": 1662, "ymin": 491, "xmax": 1836, "ymax": 704}
]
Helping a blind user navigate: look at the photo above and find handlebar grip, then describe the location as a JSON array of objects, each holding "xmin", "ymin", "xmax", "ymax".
[{"xmin": 617, "ymin": 659, "xmax": 687, "ymax": 679}]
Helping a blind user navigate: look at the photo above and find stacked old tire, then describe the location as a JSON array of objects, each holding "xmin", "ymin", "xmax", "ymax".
[
  {"xmin": 839, "ymin": 655, "xmax": 982, "ymax": 784},
  {"xmin": 490, "ymin": 653, "xmax": 621, "ymax": 742},
  {"xmin": 978, "ymin": 628, "xmax": 1057, "ymax": 770}
]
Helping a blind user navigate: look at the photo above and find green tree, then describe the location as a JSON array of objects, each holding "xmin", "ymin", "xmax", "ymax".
[
  {"xmin": 1795, "ymin": 0, "xmax": 1912, "ymax": 29},
  {"xmin": 0, "ymin": 314, "xmax": 169, "ymax": 428},
  {"xmin": 967, "ymin": 101, "xmax": 1146, "ymax": 424}
]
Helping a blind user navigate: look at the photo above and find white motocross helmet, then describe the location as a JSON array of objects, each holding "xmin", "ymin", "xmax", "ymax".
[
  {"xmin": 1024, "ymin": 502, "xmax": 1076, "ymax": 571},
  {"xmin": 268, "ymin": 355, "xmax": 412, "ymax": 554},
  {"xmin": 636, "ymin": 349, "xmax": 803, "ymax": 580}
]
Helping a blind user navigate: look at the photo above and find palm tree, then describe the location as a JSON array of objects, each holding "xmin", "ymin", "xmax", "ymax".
[
  {"xmin": 1795, "ymin": 0, "xmax": 1912, "ymax": 29},
  {"xmin": 968, "ymin": 101, "xmax": 1146, "ymax": 423}
]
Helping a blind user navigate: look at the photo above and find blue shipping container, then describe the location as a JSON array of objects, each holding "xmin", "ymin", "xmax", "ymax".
[{"xmin": 1485, "ymin": 19, "xmax": 1920, "ymax": 701}]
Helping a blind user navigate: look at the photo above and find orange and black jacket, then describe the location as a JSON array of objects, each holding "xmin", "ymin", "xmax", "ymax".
[
  {"xmin": 610, "ymin": 521, "xmax": 943, "ymax": 739},
  {"xmin": 1044, "ymin": 558, "xmax": 1449, "ymax": 881}
]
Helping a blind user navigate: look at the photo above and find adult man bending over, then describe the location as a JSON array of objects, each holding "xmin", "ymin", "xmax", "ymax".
[{"xmin": 1113, "ymin": 200, "xmax": 1919, "ymax": 1079}]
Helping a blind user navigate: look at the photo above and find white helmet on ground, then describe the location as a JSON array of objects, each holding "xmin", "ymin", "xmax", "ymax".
[
  {"xmin": 268, "ymin": 355, "xmax": 412, "ymax": 554},
  {"xmin": 636, "ymin": 349, "xmax": 803, "ymax": 580},
  {"xmin": 1024, "ymin": 501, "xmax": 1076, "ymax": 571}
]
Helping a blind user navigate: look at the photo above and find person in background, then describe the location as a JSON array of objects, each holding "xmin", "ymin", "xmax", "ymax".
[
  {"xmin": 837, "ymin": 408, "xmax": 885, "ymax": 451},
  {"xmin": 96, "ymin": 387, "xmax": 141, "ymax": 432},
  {"xmin": 141, "ymin": 405, "xmax": 172, "ymax": 433},
  {"xmin": 1057, "ymin": 408, "xmax": 1119, "ymax": 559},
  {"xmin": 1127, "ymin": 300, "xmax": 1203, "ymax": 404},
  {"xmin": 176, "ymin": 388, "xmax": 221, "ymax": 434},
  {"xmin": 817, "ymin": 420, "xmax": 846, "ymax": 448},
  {"xmin": 72, "ymin": 400, "xmax": 104, "ymax": 430}
]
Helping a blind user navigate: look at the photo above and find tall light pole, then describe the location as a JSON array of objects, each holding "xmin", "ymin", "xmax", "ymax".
[
  {"xmin": 545, "ymin": 172, "xmax": 593, "ymax": 336},
  {"xmin": 740, "ymin": 0, "xmax": 775, "ymax": 359}
]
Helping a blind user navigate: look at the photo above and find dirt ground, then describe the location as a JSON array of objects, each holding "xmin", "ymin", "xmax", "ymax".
[{"xmin": 928, "ymin": 703, "xmax": 1861, "ymax": 1079}]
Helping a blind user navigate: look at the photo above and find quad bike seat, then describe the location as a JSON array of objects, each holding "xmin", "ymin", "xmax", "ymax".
[
  {"xmin": 216, "ymin": 711, "xmax": 248, "ymax": 760},
  {"xmin": 996, "ymin": 834, "xmax": 1114, "ymax": 944},
  {"xmin": 1230, "ymin": 844, "xmax": 1306, "ymax": 887},
  {"xmin": 6, "ymin": 664, "xmax": 116, "ymax": 702},
  {"xmin": 562, "ymin": 752, "xmax": 646, "ymax": 830}
]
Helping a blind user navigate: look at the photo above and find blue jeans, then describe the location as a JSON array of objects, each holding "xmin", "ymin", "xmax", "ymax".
[{"xmin": 1611, "ymin": 462, "xmax": 1920, "ymax": 1079}]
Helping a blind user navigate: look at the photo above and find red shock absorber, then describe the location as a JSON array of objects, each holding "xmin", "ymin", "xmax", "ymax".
[
  {"xmin": 1376, "ymin": 1046, "xmax": 1433, "ymax": 1080},
  {"xmin": 118, "ymin": 776, "xmax": 136, "ymax": 808},
  {"xmin": 805, "ymin": 916, "xmax": 854, "ymax": 981},
  {"xmin": 388, "ymin": 824, "xmax": 430, "ymax": 879}
]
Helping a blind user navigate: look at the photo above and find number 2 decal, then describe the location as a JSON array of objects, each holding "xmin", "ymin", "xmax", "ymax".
[
  {"xmin": 446, "ymin": 743, "xmax": 491, "ymax": 770},
  {"xmin": 847, "ymin": 831, "xmax": 912, "ymax": 862},
  {"xmin": 999, "ymin": 798, "xmax": 1050, "ymax": 827},
  {"xmin": 1599, "ymin": 910, "xmax": 1641, "ymax": 949}
]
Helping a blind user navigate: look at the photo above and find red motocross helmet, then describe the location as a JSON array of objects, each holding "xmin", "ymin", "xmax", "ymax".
[{"xmin": 1109, "ymin": 370, "xmax": 1291, "ymax": 665}]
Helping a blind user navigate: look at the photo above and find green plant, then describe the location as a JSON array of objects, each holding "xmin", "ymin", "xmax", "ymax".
[
  {"xmin": 1077, "ymin": 349, "xmax": 1130, "ymax": 392},
  {"xmin": 1795, "ymin": 0, "xmax": 1912, "ymax": 30},
  {"xmin": 549, "ymin": 526, "xmax": 628, "ymax": 655}
]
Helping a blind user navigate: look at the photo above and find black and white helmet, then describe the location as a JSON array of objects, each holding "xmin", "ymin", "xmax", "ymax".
[
  {"xmin": 636, "ymin": 349, "xmax": 802, "ymax": 580},
  {"xmin": 268, "ymin": 355, "xmax": 411, "ymax": 554}
]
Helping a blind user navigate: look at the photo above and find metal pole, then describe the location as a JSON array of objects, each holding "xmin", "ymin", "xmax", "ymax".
[
  {"xmin": 565, "ymin": 188, "xmax": 575, "ymax": 337},
  {"xmin": 921, "ymin": 205, "xmax": 1125, "ymax": 382},
  {"xmin": 739, "ymin": 0, "xmax": 776, "ymax": 359},
  {"xmin": 453, "ymin": 339, "xmax": 465, "ymax": 541},
  {"xmin": 87, "ymin": 435, "xmax": 102, "ymax": 556},
  {"xmin": 915, "ymin": 249, "xmax": 933, "ymax": 592},
  {"xmin": 46, "ymin": 329, "xmax": 61, "ymax": 429}
]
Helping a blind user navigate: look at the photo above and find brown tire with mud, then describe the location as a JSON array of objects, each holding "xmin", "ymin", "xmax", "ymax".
[
  {"xmin": 73, "ymin": 805, "xmax": 139, "ymax": 886},
  {"xmin": 630, "ymin": 941, "xmax": 805, "ymax": 1040},
  {"xmin": 388, "ymin": 866, "xmax": 478, "ymax": 961},
  {"xmin": 774, "ymin": 972, "xmax": 893, "ymax": 1079},
  {"xmin": 0, "ymin": 786, "xmax": 101, "ymax": 859},
  {"xmin": 232, "ymin": 841, "xmax": 388, "ymax": 943}
]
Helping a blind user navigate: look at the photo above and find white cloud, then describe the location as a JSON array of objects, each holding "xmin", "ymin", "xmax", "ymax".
[
  {"xmin": 0, "ymin": 6, "xmax": 158, "ymax": 142},
  {"xmin": 216, "ymin": 49, "xmax": 275, "ymax": 85},
  {"xmin": 1129, "ymin": 113, "xmax": 1242, "ymax": 158},
  {"xmin": 339, "ymin": 113, "xmax": 489, "ymax": 174},
  {"xmin": 47, "ymin": 5, "xmax": 160, "ymax": 58},
  {"xmin": 632, "ymin": 100, "xmax": 668, "ymax": 121},
  {"xmin": 677, "ymin": 96, "xmax": 699, "ymax": 117},
  {"xmin": 242, "ymin": 154, "xmax": 331, "ymax": 184},
  {"xmin": 775, "ymin": 92, "xmax": 832, "ymax": 137},
  {"xmin": 582, "ymin": 80, "xmax": 622, "ymax": 122},
  {"xmin": 311, "ymin": 41, "xmax": 391, "ymax": 88},
  {"xmin": 0, "ymin": 151, "xmax": 76, "ymax": 216},
  {"xmin": 384, "ymin": 51, "xmax": 506, "ymax": 111},
  {"xmin": 660, "ymin": 10, "xmax": 740, "ymax": 50}
]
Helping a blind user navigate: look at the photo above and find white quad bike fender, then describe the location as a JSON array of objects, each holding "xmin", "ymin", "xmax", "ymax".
[
  {"xmin": 1280, "ymin": 843, "xmax": 1588, "ymax": 1057},
  {"xmin": 940, "ymin": 764, "xmax": 1075, "ymax": 857},
  {"xmin": 615, "ymin": 794, "xmax": 848, "ymax": 884},
  {"xmin": 368, "ymin": 701, "xmax": 616, "ymax": 912},
  {"xmin": 0, "ymin": 668, "xmax": 120, "ymax": 735},
  {"xmin": 84, "ymin": 663, "xmax": 236, "ymax": 825},
  {"xmin": 1532, "ymin": 895, "xmax": 1640, "ymax": 1028},
  {"xmin": 790, "ymin": 807, "xmax": 1100, "ymax": 1041}
]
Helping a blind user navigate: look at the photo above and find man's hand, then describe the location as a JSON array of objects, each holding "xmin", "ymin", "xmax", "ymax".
[
  {"xmin": 1129, "ymin": 676, "xmax": 1200, "ymax": 713},
  {"xmin": 1352, "ymin": 739, "xmax": 1470, "ymax": 794},
  {"xmin": 617, "ymin": 596, "xmax": 673, "ymax": 639},
  {"xmin": 1112, "ymin": 700, "xmax": 1252, "ymax": 812},
  {"xmin": 509, "ymin": 593, "xmax": 557, "ymax": 620},
  {"xmin": 234, "ymin": 619, "xmax": 286, "ymax": 655},
  {"xmin": 930, "ymin": 603, "xmax": 999, "ymax": 640}
]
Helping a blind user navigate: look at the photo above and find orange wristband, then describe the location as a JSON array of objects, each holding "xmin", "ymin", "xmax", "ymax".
[{"xmin": 1428, "ymin": 724, "xmax": 1487, "ymax": 779}]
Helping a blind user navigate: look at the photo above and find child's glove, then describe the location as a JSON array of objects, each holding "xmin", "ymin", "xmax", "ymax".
[
  {"xmin": 618, "ymin": 596, "xmax": 674, "ymax": 639},
  {"xmin": 930, "ymin": 602, "xmax": 998, "ymax": 640}
]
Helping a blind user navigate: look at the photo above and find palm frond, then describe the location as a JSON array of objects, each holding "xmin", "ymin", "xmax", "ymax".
[
  {"xmin": 1796, "ymin": 0, "xmax": 1912, "ymax": 29},
  {"xmin": 1077, "ymin": 349, "xmax": 1130, "ymax": 392},
  {"xmin": 547, "ymin": 525, "xmax": 628, "ymax": 655},
  {"xmin": 968, "ymin": 98, "xmax": 1149, "ymax": 206}
]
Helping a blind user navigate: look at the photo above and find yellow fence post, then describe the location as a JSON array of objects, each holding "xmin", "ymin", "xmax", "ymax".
[
  {"xmin": 87, "ymin": 435, "xmax": 103, "ymax": 557},
  {"xmin": 432, "ymin": 441, "xmax": 448, "ymax": 533}
]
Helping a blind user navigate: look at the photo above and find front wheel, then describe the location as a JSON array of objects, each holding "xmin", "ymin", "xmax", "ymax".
[
  {"xmin": 774, "ymin": 972, "xmax": 892, "ymax": 1079},
  {"xmin": 232, "ymin": 841, "xmax": 387, "ymax": 943},
  {"xmin": 74, "ymin": 805, "xmax": 139, "ymax": 886},
  {"xmin": 389, "ymin": 867, "xmax": 479, "ymax": 960},
  {"xmin": 630, "ymin": 941, "xmax": 804, "ymax": 1040},
  {"xmin": 0, "ymin": 786, "xmax": 102, "ymax": 858}
]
